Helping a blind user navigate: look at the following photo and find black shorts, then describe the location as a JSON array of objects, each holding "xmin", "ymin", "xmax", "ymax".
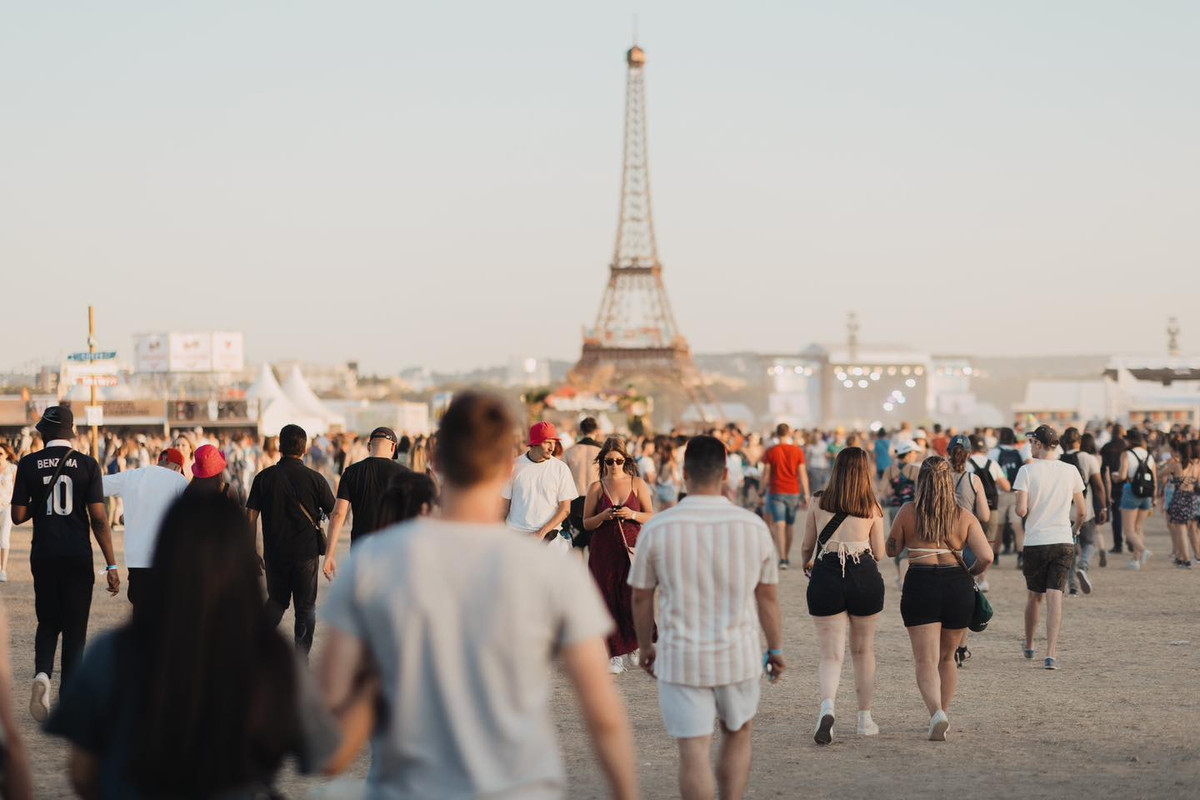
[
  {"xmin": 807, "ymin": 558, "xmax": 885, "ymax": 617},
  {"xmin": 900, "ymin": 565, "xmax": 974, "ymax": 629},
  {"xmin": 1022, "ymin": 543, "xmax": 1075, "ymax": 593}
]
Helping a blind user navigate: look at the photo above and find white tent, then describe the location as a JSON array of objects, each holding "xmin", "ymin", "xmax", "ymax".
[
  {"xmin": 248, "ymin": 364, "xmax": 327, "ymax": 437},
  {"xmin": 281, "ymin": 365, "xmax": 346, "ymax": 429}
]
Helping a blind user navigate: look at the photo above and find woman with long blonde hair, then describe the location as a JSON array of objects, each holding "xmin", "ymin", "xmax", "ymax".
[
  {"xmin": 886, "ymin": 456, "xmax": 992, "ymax": 741},
  {"xmin": 799, "ymin": 447, "xmax": 885, "ymax": 744}
]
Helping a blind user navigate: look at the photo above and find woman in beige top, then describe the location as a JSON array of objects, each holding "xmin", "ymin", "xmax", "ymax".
[
  {"xmin": 886, "ymin": 456, "xmax": 992, "ymax": 741},
  {"xmin": 799, "ymin": 447, "xmax": 886, "ymax": 744}
]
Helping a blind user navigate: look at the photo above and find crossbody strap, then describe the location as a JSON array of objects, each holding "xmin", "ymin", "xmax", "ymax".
[
  {"xmin": 277, "ymin": 468, "xmax": 319, "ymax": 528},
  {"xmin": 38, "ymin": 448, "xmax": 77, "ymax": 512},
  {"xmin": 814, "ymin": 510, "xmax": 849, "ymax": 561}
]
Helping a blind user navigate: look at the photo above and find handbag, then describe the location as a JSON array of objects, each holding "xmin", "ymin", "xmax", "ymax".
[{"xmin": 950, "ymin": 547, "xmax": 993, "ymax": 632}]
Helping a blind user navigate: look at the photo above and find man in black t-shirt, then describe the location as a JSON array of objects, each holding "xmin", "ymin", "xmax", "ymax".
[
  {"xmin": 246, "ymin": 424, "xmax": 335, "ymax": 654},
  {"xmin": 1099, "ymin": 425, "xmax": 1127, "ymax": 553},
  {"xmin": 9, "ymin": 406, "xmax": 119, "ymax": 721},
  {"xmin": 323, "ymin": 427, "xmax": 408, "ymax": 581}
]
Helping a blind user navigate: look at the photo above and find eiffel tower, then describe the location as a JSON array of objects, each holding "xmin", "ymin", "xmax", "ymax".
[{"xmin": 574, "ymin": 43, "xmax": 709, "ymax": 407}]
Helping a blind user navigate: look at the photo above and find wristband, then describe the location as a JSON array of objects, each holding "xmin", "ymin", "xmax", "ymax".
[
  {"xmin": 762, "ymin": 649, "xmax": 783, "ymax": 667},
  {"xmin": 106, "ymin": 565, "xmax": 118, "ymax": 571}
]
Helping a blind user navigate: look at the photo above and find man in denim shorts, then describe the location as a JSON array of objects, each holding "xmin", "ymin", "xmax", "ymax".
[
  {"xmin": 761, "ymin": 423, "xmax": 810, "ymax": 569},
  {"xmin": 1014, "ymin": 425, "xmax": 1085, "ymax": 670}
]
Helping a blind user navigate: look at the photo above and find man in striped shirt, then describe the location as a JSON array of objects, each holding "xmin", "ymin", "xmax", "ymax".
[{"xmin": 629, "ymin": 435, "xmax": 784, "ymax": 800}]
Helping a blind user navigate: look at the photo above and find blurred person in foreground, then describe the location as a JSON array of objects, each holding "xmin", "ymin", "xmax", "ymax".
[
  {"xmin": 0, "ymin": 445, "xmax": 17, "ymax": 582},
  {"xmin": 45, "ymin": 493, "xmax": 356, "ymax": 799},
  {"xmin": 318, "ymin": 391, "xmax": 638, "ymax": 799},
  {"xmin": 0, "ymin": 603, "xmax": 33, "ymax": 800},
  {"xmin": 9, "ymin": 406, "xmax": 120, "ymax": 722},
  {"xmin": 630, "ymin": 435, "xmax": 783, "ymax": 800},
  {"xmin": 101, "ymin": 447, "xmax": 188, "ymax": 606}
]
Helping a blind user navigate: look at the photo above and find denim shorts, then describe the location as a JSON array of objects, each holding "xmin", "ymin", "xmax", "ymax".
[
  {"xmin": 1120, "ymin": 484, "xmax": 1152, "ymax": 511},
  {"xmin": 767, "ymin": 493, "xmax": 801, "ymax": 525}
]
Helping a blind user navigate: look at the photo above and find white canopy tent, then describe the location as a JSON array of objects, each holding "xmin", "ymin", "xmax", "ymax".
[
  {"xmin": 281, "ymin": 365, "xmax": 346, "ymax": 429},
  {"xmin": 247, "ymin": 364, "xmax": 327, "ymax": 437}
]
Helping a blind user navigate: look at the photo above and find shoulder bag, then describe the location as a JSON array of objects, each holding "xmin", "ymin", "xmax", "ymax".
[
  {"xmin": 949, "ymin": 542, "xmax": 993, "ymax": 632},
  {"xmin": 278, "ymin": 468, "xmax": 327, "ymax": 556}
]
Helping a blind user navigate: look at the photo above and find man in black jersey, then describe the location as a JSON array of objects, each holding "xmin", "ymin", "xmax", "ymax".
[
  {"xmin": 9, "ymin": 406, "xmax": 120, "ymax": 721},
  {"xmin": 323, "ymin": 427, "xmax": 408, "ymax": 581}
]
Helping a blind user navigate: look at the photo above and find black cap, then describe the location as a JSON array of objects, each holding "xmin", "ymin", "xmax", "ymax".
[
  {"xmin": 1027, "ymin": 425, "xmax": 1060, "ymax": 448},
  {"xmin": 36, "ymin": 406, "xmax": 74, "ymax": 440},
  {"xmin": 369, "ymin": 427, "xmax": 398, "ymax": 444}
]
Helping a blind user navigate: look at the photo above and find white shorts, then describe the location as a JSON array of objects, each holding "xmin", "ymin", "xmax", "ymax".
[
  {"xmin": 657, "ymin": 677, "xmax": 760, "ymax": 739},
  {"xmin": 0, "ymin": 509, "xmax": 10, "ymax": 550}
]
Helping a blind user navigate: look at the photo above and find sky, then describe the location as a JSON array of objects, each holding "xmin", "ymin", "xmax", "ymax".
[{"xmin": 2, "ymin": 1, "xmax": 1198, "ymax": 374}]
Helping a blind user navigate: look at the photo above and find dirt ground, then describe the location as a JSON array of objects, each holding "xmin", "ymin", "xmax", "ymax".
[{"xmin": 8, "ymin": 513, "xmax": 1199, "ymax": 799}]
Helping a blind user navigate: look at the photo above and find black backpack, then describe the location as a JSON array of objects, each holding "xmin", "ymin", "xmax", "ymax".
[
  {"xmin": 971, "ymin": 459, "xmax": 999, "ymax": 510},
  {"xmin": 1129, "ymin": 451, "xmax": 1155, "ymax": 499},
  {"xmin": 997, "ymin": 447, "xmax": 1024, "ymax": 485},
  {"xmin": 1060, "ymin": 452, "xmax": 1089, "ymax": 498}
]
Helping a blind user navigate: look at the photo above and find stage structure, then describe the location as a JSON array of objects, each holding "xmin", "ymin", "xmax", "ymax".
[{"xmin": 574, "ymin": 43, "xmax": 714, "ymax": 418}]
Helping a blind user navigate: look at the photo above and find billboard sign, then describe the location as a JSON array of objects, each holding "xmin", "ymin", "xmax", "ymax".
[
  {"xmin": 168, "ymin": 332, "xmax": 213, "ymax": 372},
  {"xmin": 135, "ymin": 333, "xmax": 170, "ymax": 373},
  {"xmin": 210, "ymin": 331, "xmax": 245, "ymax": 372}
]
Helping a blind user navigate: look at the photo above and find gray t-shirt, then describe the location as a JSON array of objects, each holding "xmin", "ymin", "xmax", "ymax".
[{"xmin": 321, "ymin": 518, "xmax": 613, "ymax": 799}]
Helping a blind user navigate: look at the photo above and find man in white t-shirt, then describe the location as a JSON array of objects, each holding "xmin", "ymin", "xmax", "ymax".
[
  {"xmin": 101, "ymin": 448, "xmax": 188, "ymax": 605},
  {"xmin": 503, "ymin": 422, "xmax": 577, "ymax": 543},
  {"xmin": 1014, "ymin": 425, "xmax": 1086, "ymax": 670}
]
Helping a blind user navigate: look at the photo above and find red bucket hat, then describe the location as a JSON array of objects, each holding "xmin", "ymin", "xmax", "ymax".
[
  {"xmin": 527, "ymin": 421, "xmax": 560, "ymax": 447},
  {"xmin": 192, "ymin": 444, "xmax": 227, "ymax": 479}
]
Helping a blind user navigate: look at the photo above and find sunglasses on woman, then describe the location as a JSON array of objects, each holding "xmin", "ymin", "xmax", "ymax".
[{"xmin": 604, "ymin": 458, "xmax": 625, "ymax": 466}]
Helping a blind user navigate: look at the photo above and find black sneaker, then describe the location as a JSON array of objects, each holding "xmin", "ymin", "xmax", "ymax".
[
  {"xmin": 1016, "ymin": 553, "xmax": 1024, "ymax": 569},
  {"xmin": 1068, "ymin": 588, "xmax": 1080, "ymax": 597}
]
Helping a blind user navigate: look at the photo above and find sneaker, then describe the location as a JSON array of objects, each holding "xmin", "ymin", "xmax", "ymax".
[
  {"xmin": 627, "ymin": 650, "xmax": 641, "ymax": 668},
  {"xmin": 1023, "ymin": 647, "xmax": 1035, "ymax": 660},
  {"xmin": 1077, "ymin": 569, "xmax": 1092, "ymax": 594},
  {"xmin": 1182, "ymin": 560, "xmax": 1195, "ymax": 570},
  {"xmin": 779, "ymin": 559, "xmax": 790, "ymax": 570},
  {"xmin": 1126, "ymin": 560, "xmax": 1141, "ymax": 571},
  {"xmin": 608, "ymin": 656, "xmax": 625, "ymax": 675},
  {"xmin": 976, "ymin": 578, "xmax": 990, "ymax": 593},
  {"xmin": 928, "ymin": 710, "xmax": 949, "ymax": 741},
  {"xmin": 1016, "ymin": 553, "xmax": 1024, "ymax": 569},
  {"xmin": 1141, "ymin": 549, "xmax": 1153, "ymax": 566},
  {"xmin": 1099, "ymin": 550, "xmax": 1107, "ymax": 568},
  {"xmin": 30, "ymin": 673, "xmax": 50, "ymax": 722},
  {"xmin": 1108, "ymin": 546, "xmax": 1123, "ymax": 554},
  {"xmin": 856, "ymin": 710, "xmax": 879, "ymax": 736},
  {"xmin": 1044, "ymin": 657, "xmax": 1058, "ymax": 670},
  {"xmin": 0, "ymin": 570, "xmax": 7, "ymax": 583},
  {"xmin": 1068, "ymin": 588, "xmax": 1079, "ymax": 597},
  {"xmin": 814, "ymin": 700, "xmax": 835, "ymax": 745}
]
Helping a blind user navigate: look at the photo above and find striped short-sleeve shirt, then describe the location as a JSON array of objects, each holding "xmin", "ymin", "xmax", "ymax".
[{"xmin": 628, "ymin": 494, "xmax": 779, "ymax": 687}]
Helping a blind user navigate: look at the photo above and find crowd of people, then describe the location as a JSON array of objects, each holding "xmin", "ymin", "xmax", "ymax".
[{"xmin": 0, "ymin": 402, "xmax": 1192, "ymax": 798}]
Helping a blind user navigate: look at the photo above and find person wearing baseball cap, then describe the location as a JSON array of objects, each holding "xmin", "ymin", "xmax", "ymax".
[
  {"xmin": 1014, "ymin": 424, "xmax": 1086, "ymax": 670},
  {"xmin": 11, "ymin": 406, "xmax": 121, "ymax": 721},
  {"xmin": 102, "ymin": 446, "xmax": 190, "ymax": 609},
  {"xmin": 502, "ymin": 422, "xmax": 576, "ymax": 544},
  {"xmin": 323, "ymin": 427, "xmax": 410, "ymax": 581}
]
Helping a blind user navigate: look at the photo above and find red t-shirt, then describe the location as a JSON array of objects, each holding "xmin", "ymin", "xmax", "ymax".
[{"xmin": 764, "ymin": 443, "xmax": 806, "ymax": 495}]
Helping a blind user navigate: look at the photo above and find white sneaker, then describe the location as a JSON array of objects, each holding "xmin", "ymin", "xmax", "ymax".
[
  {"xmin": 976, "ymin": 578, "xmax": 989, "ymax": 593},
  {"xmin": 1141, "ymin": 549, "xmax": 1153, "ymax": 566},
  {"xmin": 0, "ymin": 570, "xmax": 7, "ymax": 583},
  {"xmin": 856, "ymin": 710, "xmax": 879, "ymax": 736},
  {"xmin": 1126, "ymin": 560, "xmax": 1141, "ymax": 571},
  {"xmin": 928, "ymin": 709, "xmax": 949, "ymax": 741},
  {"xmin": 608, "ymin": 656, "xmax": 626, "ymax": 675},
  {"xmin": 30, "ymin": 673, "xmax": 50, "ymax": 722},
  {"xmin": 1077, "ymin": 569, "xmax": 1092, "ymax": 594},
  {"xmin": 626, "ymin": 650, "xmax": 640, "ymax": 668},
  {"xmin": 814, "ymin": 699, "xmax": 835, "ymax": 745}
]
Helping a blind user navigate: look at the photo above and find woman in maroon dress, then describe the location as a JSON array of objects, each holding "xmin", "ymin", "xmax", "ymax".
[{"xmin": 583, "ymin": 437, "xmax": 656, "ymax": 674}]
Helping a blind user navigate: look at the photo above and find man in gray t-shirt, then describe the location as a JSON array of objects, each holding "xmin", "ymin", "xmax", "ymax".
[{"xmin": 317, "ymin": 391, "xmax": 638, "ymax": 800}]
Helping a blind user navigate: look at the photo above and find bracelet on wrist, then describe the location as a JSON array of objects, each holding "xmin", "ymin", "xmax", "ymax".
[{"xmin": 106, "ymin": 565, "xmax": 118, "ymax": 571}]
